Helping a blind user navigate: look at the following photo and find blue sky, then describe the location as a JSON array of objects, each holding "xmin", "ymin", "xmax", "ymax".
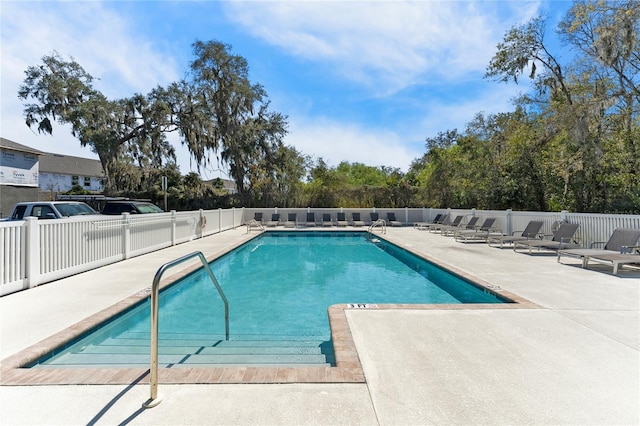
[{"xmin": 1, "ymin": 1, "xmax": 572, "ymax": 179}]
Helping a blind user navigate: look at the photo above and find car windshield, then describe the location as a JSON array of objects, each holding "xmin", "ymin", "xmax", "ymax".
[
  {"xmin": 137, "ymin": 203, "xmax": 163, "ymax": 213},
  {"xmin": 56, "ymin": 203, "xmax": 98, "ymax": 216}
]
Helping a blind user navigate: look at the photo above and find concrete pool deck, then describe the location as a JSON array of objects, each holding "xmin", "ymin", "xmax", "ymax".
[{"xmin": 1, "ymin": 226, "xmax": 638, "ymax": 425}]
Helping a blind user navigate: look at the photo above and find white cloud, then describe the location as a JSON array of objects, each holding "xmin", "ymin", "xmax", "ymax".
[
  {"xmin": 287, "ymin": 116, "xmax": 419, "ymax": 171},
  {"xmin": 0, "ymin": 1, "xmax": 183, "ymax": 164},
  {"xmin": 417, "ymin": 84, "xmax": 529, "ymax": 137},
  {"xmin": 223, "ymin": 1, "xmax": 542, "ymax": 95}
]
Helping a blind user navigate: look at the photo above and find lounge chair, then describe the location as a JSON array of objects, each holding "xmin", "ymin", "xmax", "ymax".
[
  {"xmin": 454, "ymin": 218, "xmax": 497, "ymax": 242},
  {"xmin": 557, "ymin": 228, "xmax": 640, "ymax": 268},
  {"xmin": 305, "ymin": 212, "xmax": 317, "ymax": 227},
  {"xmin": 322, "ymin": 213, "xmax": 333, "ymax": 227},
  {"xmin": 284, "ymin": 213, "xmax": 298, "ymax": 228},
  {"xmin": 387, "ymin": 212, "xmax": 402, "ymax": 227},
  {"xmin": 266, "ymin": 213, "xmax": 280, "ymax": 227},
  {"xmin": 513, "ymin": 222, "xmax": 580, "ymax": 254},
  {"xmin": 584, "ymin": 251, "xmax": 640, "ymax": 275},
  {"xmin": 431, "ymin": 215, "xmax": 463, "ymax": 234},
  {"xmin": 442, "ymin": 216, "xmax": 480, "ymax": 237},
  {"xmin": 487, "ymin": 220, "xmax": 544, "ymax": 248},
  {"xmin": 351, "ymin": 212, "xmax": 365, "ymax": 227},
  {"xmin": 246, "ymin": 212, "xmax": 265, "ymax": 231},
  {"xmin": 336, "ymin": 212, "xmax": 348, "ymax": 227},
  {"xmin": 424, "ymin": 214, "xmax": 450, "ymax": 231},
  {"xmin": 414, "ymin": 214, "xmax": 443, "ymax": 230},
  {"xmin": 369, "ymin": 212, "xmax": 380, "ymax": 225}
]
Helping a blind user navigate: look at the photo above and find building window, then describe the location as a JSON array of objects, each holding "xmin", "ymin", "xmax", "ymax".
[
  {"xmin": 84, "ymin": 176, "xmax": 91, "ymax": 187},
  {"xmin": 72, "ymin": 176, "xmax": 79, "ymax": 186}
]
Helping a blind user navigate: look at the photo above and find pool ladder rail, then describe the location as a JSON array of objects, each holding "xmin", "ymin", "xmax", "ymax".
[
  {"xmin": 368, "ymin": 219, "xmax": 387, "ymax": 234},
  {"xmin": 143, "ymin": 251, "xmax": 229, "ymax": 409}
]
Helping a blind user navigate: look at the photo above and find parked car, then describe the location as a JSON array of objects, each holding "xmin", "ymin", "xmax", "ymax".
[
  {"xmin": 7, "ymin": 201, "xmax": 101, "ymax": 220},
  {"xmin": 101, "ymin": 201, "xmax": 164, "ymax": 215}
]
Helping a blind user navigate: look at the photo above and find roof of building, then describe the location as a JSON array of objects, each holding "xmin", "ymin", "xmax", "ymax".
[
  {"xmin": 1, "ymin": 138, "xmax": 103, "ymax": 177},
  {"xmin": 40, "ymin": 153, "xmax": 103, "ymax": 177},
  {"xmin": 0, "ymin": 138, "xmax": 46, "ymax": 156}
]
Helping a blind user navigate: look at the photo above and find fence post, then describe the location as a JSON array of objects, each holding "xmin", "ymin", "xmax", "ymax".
[
  {"xmin": 218, "ymin": 208, "xmax": 222, "ymax": 233},
  {"xmin": 25, "ymin": 218, "xmax": 41, "ymax": 288},
  {"xmin": 197, "ymin": 209, "xmax": 204, "ymax": 239},
  {"xmin": 561, "ymin": 210, "xmax": 569, "ymax": 222},
  {"xmin": 233, "ymin": 207, "xmax": 237, "ymax": 228},
  {"xmin": 122, "ymin": 213, "xmax": 131, "ymax": 260},
  {"xmin": 170, "ymin": 210, "xmax": 177, "ymax": 244},
  {"xmin": 405, "ymin": 207, "xmax": 409, "ymax": 224},
  {"xmin": 505, "ymin": 209, "xmax": 512, "ymax": 236}
]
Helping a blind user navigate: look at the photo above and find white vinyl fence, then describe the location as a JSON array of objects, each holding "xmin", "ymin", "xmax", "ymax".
[
  {"xmin": 245, "ymin": 206, "xmax": 640, "ymax": 250},
  {"xmin": 2, "ymin": 206, "xmax": 639, "ymax": 297},
  {"xmin": 0, "ymin": 208, "xmax": 244, "ymax": 296}
]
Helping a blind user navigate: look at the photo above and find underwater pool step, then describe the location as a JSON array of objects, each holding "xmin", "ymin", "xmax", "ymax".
[
  {"xmin": 34, "ymin": 337, "xmax": 335, "ymax": 368},
  {"xmin": 100, "ymin": 336, "xmax": 332, "ymax": 348},
  {"xmin": 119, "ymin": 331, "xmax": 330, "ymax": 342},
  {"xmin": 72, "ymin": 344, "xmax": 326, "ymax": 356},
  {"xmin": 38, "ymin": 352, "xmax": 331, "ymax": 367}
]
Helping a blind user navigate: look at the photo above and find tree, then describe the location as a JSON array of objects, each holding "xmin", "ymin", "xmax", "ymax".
[
  {"xmin": 19, "ymin": 41, "xmax": 289, "ymax": 201},
  {"xmin": 486, "ymin": 16, "xmax": 573, "ymax": 106},
  {"xmin": 173, "ymin": 40, "xmax": 289, "ymax": 200},
  {"xmin": 19, "ymin": 53, "xmax": 176, "ymax": 192}
]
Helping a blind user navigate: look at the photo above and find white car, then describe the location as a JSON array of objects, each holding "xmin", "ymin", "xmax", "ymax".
[{"xmin": 7, "ymin": 201, "xmax": 101, "ymax": 220}]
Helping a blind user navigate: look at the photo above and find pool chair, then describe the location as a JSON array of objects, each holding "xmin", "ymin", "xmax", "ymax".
[
  {"xmin": 267, "ymin": 213, "xmax": 280, "ymax": 227},
  {"xmin": 431, "ymin": 215, "xmax": 464, "ymax": 234},
  {"xmin": 583, "ymin": 251, "xmax": 640, "ymax": 275},
  {"xmin": 284, "ymin": 213, "xmax": 298, "ymax": 228},
  {"xmin": 387, "ymin": 212, "xmax": 402, "ymax": 227},
  {"xmin": 322, "ymin": 213, "xmax": 334, "ymax": 227},
  {"xmin": 557, "ymin": 228, "xmax": 640, "ymax": 269},
  {"xmin": 442, "ymin": 216, "xmax": 480, "ymax": 237},
  {"xmin": 369, "ymin": 212, "xmax": 380, "ymax": 224},
  {"xmin": 454, "ymin": 218, "xmax": 498, "ymax": 242},
  {"xmin": 513, "ymin": 222, "xmax": 580, "ymax": 254},
  {"xmin": 487, "ymin": 220, "xmax": 544, "ymax": 248},
  {"xmin": 336, "ymin": 212, "xmax": 348, "ymax": 227},
  {"xmin": 351, "ymin": 212, "xmax": 365, "ymax": 227},
  {"xmin": 246, "ymin": 212, "xmax": 265, "ymax": 231},
  {"xmin": 305, "ymin": 212, "xmax": 317, "ymax": 227},
  {"xmin": 414, "ymin": 213, "xmax": 443, "ymax": 230},
  {"xmin": 427, "ymin": 214, "xmax": 452, "ymax": 231}
]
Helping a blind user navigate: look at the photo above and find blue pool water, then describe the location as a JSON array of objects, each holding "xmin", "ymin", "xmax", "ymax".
[{"xmin": 33, "ymin": 231, "xmax": 505, "ymax": 367}]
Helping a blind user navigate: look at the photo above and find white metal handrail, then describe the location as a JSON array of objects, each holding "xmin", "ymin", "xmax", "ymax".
[
  {"xmin": 143, "ymin": 251, "xmax": 229, "ymax": 409},
  {"xmin": 368, "ymin": 219, "xmax": 387, "ymax": 234}
]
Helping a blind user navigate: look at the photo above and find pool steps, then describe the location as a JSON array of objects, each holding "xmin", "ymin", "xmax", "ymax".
[{"xmin": 34, "ymin": 332, "xmax": 335, "ymax": 368}]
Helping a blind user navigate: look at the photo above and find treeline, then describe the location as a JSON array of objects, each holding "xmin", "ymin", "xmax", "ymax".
[
  {"xmin": 423, "ymin": 0, "xmax": 640, "ymax": 213},
  {"xmin": 28, "ymin": 1, "xmax": 640, "ymax": 212}
]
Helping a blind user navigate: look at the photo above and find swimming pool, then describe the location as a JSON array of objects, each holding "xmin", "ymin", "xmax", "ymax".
[{"xmin": 31, "ymin": 231, "xmax": 506, "ymax": 368}]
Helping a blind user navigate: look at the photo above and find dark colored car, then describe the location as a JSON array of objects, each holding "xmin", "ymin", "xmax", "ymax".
[{"xmin": 101, "ymin": 201, "xmax": 164, "ymax": 215}]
